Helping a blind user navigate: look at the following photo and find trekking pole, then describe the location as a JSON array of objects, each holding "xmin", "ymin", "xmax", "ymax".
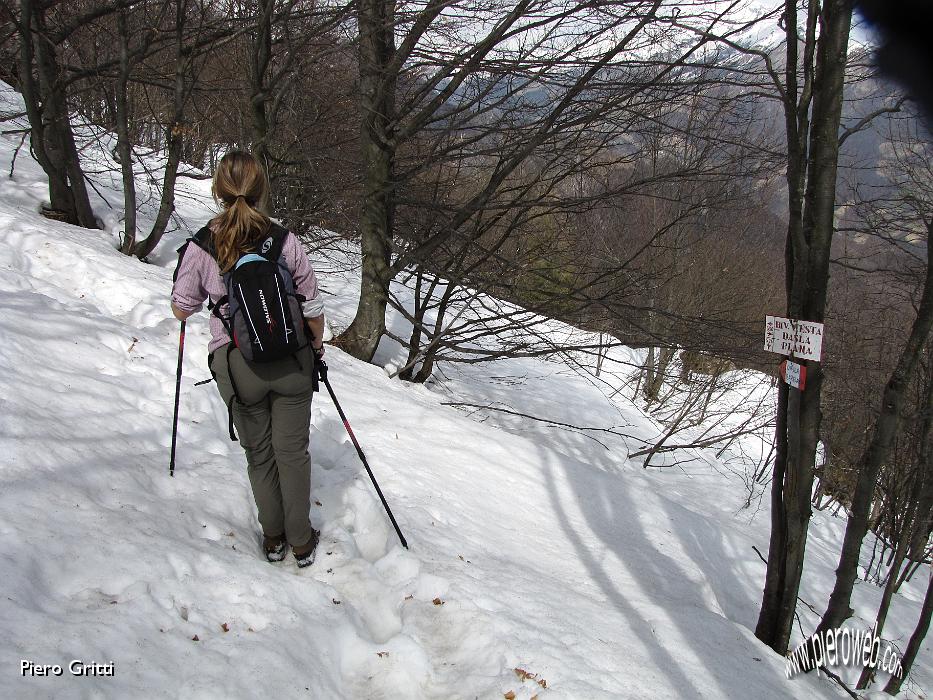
[
  {"xmin": 317, "ymin": 356, "xmax": 409, "ymax": 549},
  {"xmin": 169, "ymin": 320, "xmax": 186, "ymax": 477}
]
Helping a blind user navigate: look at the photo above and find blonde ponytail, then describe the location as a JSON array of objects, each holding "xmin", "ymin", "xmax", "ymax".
[{"xmin": 210, "ymin": 151, "xmax": 271, "ymax": 272}]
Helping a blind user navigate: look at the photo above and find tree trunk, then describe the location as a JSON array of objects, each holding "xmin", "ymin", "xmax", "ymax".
[
  {"xmin": 596, "ymin": 332, "xmax": 607, "ymax": 378},
  {"xmin": 884, "ymin": 566, "xmax": 933, "ymax": 695},
  {"xmin": 18, "ymin": 0, "xmax": 97, "ymax": 228},
  {"xmin": 816, "ymin": 221, "xmax": 933, "ymax": 637},
  {"xmin": 897, "ymin": 349, "xmax": 933, "ymax": 594},
  {"xmin": 756, "ymin": 0, "xmax": 852, "ymax": 654},
  {"xmin": 856, "ymin": 533, "xmax": 910, "ymax": 689},
  {"xmin": 248, "ymin": 0, "xmax": 273, "ymax": 177},
  {"xmin": 130, "ymin": 0, "xmax": 187, "ymax": 260},
  {"xmin": 116, "ymin": 8, "xmax": 138, "ymax": 254},
  {"xmin": 899, "ymin": 469, "xmax": 933, "ymax": 591},
  {"xmin": 756, "ymin": 0, "xmax": 805, "ymax": 646},
  {"xmin": 643, "ymin": 347, "xmax": 675, "ymax": 405},
  {"xmin": 399, "ymin": 271, "xmax": 428, "ymax": 381},
  {"xmin": 413, "ymin": 345, "xmax": 436, "ymax": 384},
  {"xmin": 339, "ymin": 0, "xmax": 396, "ymax": 361},
  {"xmin": 413, "ymin": 282, "xmax": 455, "ymax": 384}
]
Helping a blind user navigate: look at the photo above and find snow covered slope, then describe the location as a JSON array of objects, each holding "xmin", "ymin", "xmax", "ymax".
[{"xmin": 0, "ymin": 82, "xmax": 928, "ymax": 699}]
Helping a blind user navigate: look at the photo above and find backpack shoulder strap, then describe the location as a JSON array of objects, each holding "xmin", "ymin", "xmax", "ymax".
[
  {"xmin": 184, "ymin": 224, "xmax": 226, "ymax": 314},
  {"xmin": 255, "ymin": 222, "xmax": 289, "ymax": 262},
  {"xmin": 172, "ymin": 241, "xmax": 189, "ymax": 284},
  {"xmin": 189, "ymin": 225, "xmax": 216, "ymax": 258},
  {"xmin": 173, "ymin": 225, "xmax": 213, "ymax": 283},
  {"xmin": 266, "ymin": 223, "xmax": 305, "ymax": 300}
]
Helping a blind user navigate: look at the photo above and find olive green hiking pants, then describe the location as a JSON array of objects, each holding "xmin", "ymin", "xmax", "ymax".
[{"xmin": 209, "ymin": 344, "xmax": 315, "ymax": 548}]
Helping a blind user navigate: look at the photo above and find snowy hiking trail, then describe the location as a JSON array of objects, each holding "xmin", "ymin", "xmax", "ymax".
[
  {"xmin": 2, "ymin": 205, "xmax": 842, "ymax": 700},
  {"xmin": 0, "ymin": 82, "xmax": 929, "ymax": 698},
  {"xmin": 0, "ymin": 212, "xmax": 478, "ymax": 698}
]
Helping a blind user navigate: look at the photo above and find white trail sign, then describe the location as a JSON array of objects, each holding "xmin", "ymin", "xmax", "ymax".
[{"xmin": 764, "ymin": 316, "xmax": 824, "ymax": 362}]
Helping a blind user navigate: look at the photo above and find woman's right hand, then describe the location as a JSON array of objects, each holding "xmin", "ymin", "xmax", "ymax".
[{"xmin": 172, "ymin": 303, "xmax": 193, "ymax": 321}]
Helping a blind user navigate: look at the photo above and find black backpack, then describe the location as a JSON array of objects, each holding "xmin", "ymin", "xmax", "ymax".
[{"xmin": 191, "ymin": 223, "xmax": 309, "ymax": 362}]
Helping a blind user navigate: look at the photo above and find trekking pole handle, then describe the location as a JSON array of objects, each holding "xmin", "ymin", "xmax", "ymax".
[{"xmin": 313, "ymin": 347, "xmax": 327, "ymax": 382}]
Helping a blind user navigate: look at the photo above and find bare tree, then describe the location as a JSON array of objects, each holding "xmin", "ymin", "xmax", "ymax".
[
  {"xmin": 339, "ymin": 0, "xmax": 766, "ymax": 362},
  {"xmin": 744, "ymin": 0, "xmax": 856, "ymax": 655},
  {"xmin": 812, "ymin": 110, "xmax": 933, "ymax": 673},
  {"xmin": 883, "ymin": 564, "xmax": 933, "ymax": 695},
  {"xmin": 126, "ymin": 0, "xmax": 208, "ymax": 259},
  {"xmin": 238, "ymin": 0, "xmax": 354, "ymax": 201},
  {"xmin": 10, "ymin": 0, "xmax": 128, "ymax": 227},
  {"xmin": 855, "ymin": 368, "xmax": 932, "ymax": 690},
  {"xmin": 108, "ymin": 0, "xmax": 174, "ymax": 254}
]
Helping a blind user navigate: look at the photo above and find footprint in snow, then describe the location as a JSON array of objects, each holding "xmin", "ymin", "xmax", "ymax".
[{"xmin": 338, "ymin": 480, "xmax": 394, "ymax": 563}]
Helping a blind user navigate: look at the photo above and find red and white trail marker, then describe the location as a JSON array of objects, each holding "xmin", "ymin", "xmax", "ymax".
[{"xmin": 780, "ymin": 359, "xmax": 806, "ymax": 390}]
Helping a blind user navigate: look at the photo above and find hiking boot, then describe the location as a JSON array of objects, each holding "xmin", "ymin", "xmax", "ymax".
[
  {"xmin": 294, "ymin": 528, "xmax": 320, "ymax": 568},
  {"xmin": 263, "ymin": 533, "xmax": 288, "ymax": 562}
]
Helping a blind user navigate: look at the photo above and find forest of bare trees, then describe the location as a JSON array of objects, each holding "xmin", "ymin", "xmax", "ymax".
[{"xmin": 1, "ymin": 0, "xmax": 930, "ymax": 694}]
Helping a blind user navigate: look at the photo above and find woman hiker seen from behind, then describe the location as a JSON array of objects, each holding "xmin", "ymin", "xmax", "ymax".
[{"xmin": 171, "ymin": 151, "xmax": 325, "ymax": 568}]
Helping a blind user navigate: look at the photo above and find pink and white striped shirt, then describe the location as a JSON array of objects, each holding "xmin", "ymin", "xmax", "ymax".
[{"xmin": 171, "ymin": 228, "xmax": 325, "ymax": 353}]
